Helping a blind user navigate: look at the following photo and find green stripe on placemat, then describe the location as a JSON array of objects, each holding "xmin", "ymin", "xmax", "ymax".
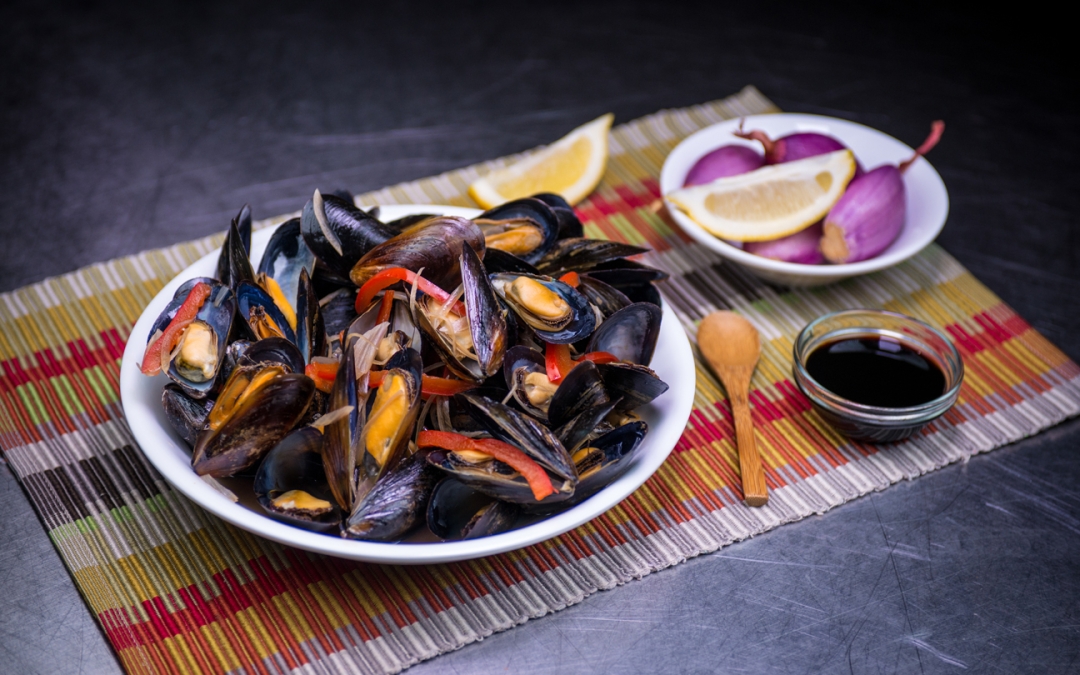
[{"xmin": 2, "ymin": 85, "xmax": 1078, "ymax": 675}]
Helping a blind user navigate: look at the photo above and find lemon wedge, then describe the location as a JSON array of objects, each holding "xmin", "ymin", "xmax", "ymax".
[
  {"xmin": 468, "ymin": 113, "xmax": 613, "ymax": 209},
  {"xmin": 667, "ymin": 149, "xmax": 856, "ymax": 241}
]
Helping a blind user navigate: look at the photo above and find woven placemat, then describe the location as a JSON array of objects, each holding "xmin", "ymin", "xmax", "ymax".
[{"xmin": 2, "ymin": 86, "xmax": 1078, "ymax": 675}]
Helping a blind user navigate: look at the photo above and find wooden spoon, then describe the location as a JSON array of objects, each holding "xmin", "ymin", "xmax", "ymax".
[{"xmin": 697, "ymin": 311, "xmax": 769, "ymax": 507}]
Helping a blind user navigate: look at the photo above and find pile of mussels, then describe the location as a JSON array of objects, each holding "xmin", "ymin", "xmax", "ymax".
[{"xmin": 141, "ymin": 190, "xmax": 669, "ymax": 541}]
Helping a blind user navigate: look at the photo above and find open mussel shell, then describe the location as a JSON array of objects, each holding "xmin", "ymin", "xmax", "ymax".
[
  {"xmin": 343, "ymin": 449, "xmax": 440, "ymax": 541},
  {"xmin": 415, "ymin": 243, "xmax": 507, "ymax": 382},
  {"xmin": 536, "ymin": 238, "xmax": 648, "ymax": 276},
  {"xmin": 555, "ymin": 396, "xmax": 621, "ymax": 454},
  {"xmin": 320, "ymin": 287, "xmax": 358, "ymax": 338},
  {"xmin": 352, "ymin": 348, "xmax": 424, "ymax": 507},
  {"xmin": 162, "ymin": 384, "xmax": 214, "ymax": 449},
  {"xmin": 236, "ymin": 280, "xmax": 298, "ymax": 345},
  {"xmin": 595, "ymin": 362, "xmax": 669, "ymax": 413},
  {"xmin": 294, "ymin": 267, "xmax": 326, "ymax": 365},
  {"xmin": 584, "ymin": 258, "xmax": 669, "ymax": 288},
  {"xmin": 529, "ymin": 421, "xmax": 648, "ymax": 514},
  {"xmin": 455, "ymin": 392, "xmax": 577, "ymax": 482},
  {"xmin": 301, "ymin": 190, "xmax": 399, "ymax": 279},
  {"xmin": 532, "ymin": 193, "xmax": 583, "ymax": 240},
  {"xmin": 238, "ymin": 337, "xmax": 305, "ymax": 373},
  {"xmin": 427, "ymin": 478, "xmax": 519, "ymax": 541},
  {"xmin": 490, "ymin": 273, "xmax": 595, "ymax": 344},
  {"xmin": 502, "ymin": 346, "xmax": 551, "ymax": 419},
  {"xmin": 154, "ymin": 279, "xmax": 235, "ymax": 399},
  {"xmin": 192, "ymin": 365, "xmax": 316, "ymax": 477},
  {"xmin": 474, "ymin": 197, "xmax": 560, "ymax": 264},
  {"xmin": 547, "ymin": 361, "xmax": 610, "ymax": 429},
  {"xmin": 257, "ymin": 217, "xmax": 315, "ymax": 317},
  {"xmin": 426, "ymin": 448, "xmax": 574, "ymax": 505},
  {"xmin": 482, "ymin": 248, "xmax": 539, "ymax": 275},
  {"xmin": 253, "ymin": 427, "xmax": 339, "ymax": 533},
  {"xmin": 215, "ymin": 206, "xmax": 255, "ymax": 290},
  {"xmin": 577, "ymin": 276, "xmax": 631, "ymax": 318},
  {"xmin": 349, "ymin": 215, "xmax": 486, "ymax": 289},
  {"xmin": 587, "ymin": 302, "xmax": 661, "ymax": 366}
]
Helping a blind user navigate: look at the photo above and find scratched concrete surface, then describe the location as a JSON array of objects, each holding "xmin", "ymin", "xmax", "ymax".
[{"xmin": 1, "ymin": 1, "xmax": 1078, "ymax": 673}]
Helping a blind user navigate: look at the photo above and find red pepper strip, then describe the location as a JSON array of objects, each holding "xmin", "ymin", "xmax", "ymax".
[
  {"xmin": 558, "ymin": 271, "xmax": 580, "ymax": 288},
  {"xmin": 140, "ymin": 282, "xmax": 212, "ymax": 375},
  {"xmin": 368, "ymin": 370, "xmax": 477, "ymax": 398},
  {"xmin": 420, "ymin": 375, "xmax": 478, "ymax": 398},
  {"xmin": 375, "ymin": 290, "xmax": 394, "ymax": 325},
  {"xmin": 545, "ymin": 342, "xmax": 575, "ymax": 383},
  {"xmin": 305, "ymin": 361, "xmax": 339, "ymax": 394},
  {"xmin": 416, "ymin": 430, "xmax": 555, "ymax": 501},
  {"xmin": 355, "ymin": 267, "xmax": 465, "ymax": 316},
  {"xmin": 576, "ymin": 351, "xmax": 620, "ymax": 365}
]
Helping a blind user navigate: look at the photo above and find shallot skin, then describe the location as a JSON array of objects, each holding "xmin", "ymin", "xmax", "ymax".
[
  {"xmin": 744, "ymin": 221, "xmax": 824, "ymax": 264},
  {"xmin": 820, "ymin": 166, "xmax": 905, "ymax": 264},
  {"xmin": 736, "ymin": 128, "xmax": 865, "ymax": 176},
  {"xmin": 683, "ymin": 145, "xmax": 765, "ymax": 186}
]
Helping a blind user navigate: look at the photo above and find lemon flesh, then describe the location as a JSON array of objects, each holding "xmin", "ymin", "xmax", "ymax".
[
  {"xmin": 667, "ymin": 149, "xmax": 856, "ymax": 242},
  {"xmin": 469, "ymin": 113, "xmax": 612, "ymax": 208}
]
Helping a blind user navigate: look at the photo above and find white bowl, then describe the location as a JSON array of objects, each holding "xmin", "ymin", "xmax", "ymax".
[
  {"xmin": 660, "ymin": 113, "xmax": 950, "ymax": 287},
  {"xmin": 119, "ymin": 204, "xmax": 697, "ymax": 564}
]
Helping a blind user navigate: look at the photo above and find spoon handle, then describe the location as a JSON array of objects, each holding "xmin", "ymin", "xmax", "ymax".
[{"xmin": 728, "ymin": 371, "xmax": 769, "ymax": 507}]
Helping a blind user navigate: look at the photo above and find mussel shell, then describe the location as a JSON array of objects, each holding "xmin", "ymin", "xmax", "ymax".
[
  {"xmin": 238, "ymin": 337, "xmax": 305, "ymax": 373},
  {"xmin": 320, "ymin": 287, "xmax": 358, "ymax": 338},
  {"xmin": 455, "ymin": 392, "xmax": 577, "ymax": 482},
  {"xmin": 343, "ymin": 450, "xmax": 439, "ymax": 541},
  {"xmin": 253, "ymin": 427, "xmax": 339, "ymax": 532},
  {"xmin": 301, "ymin": 190, "xmax": 398, "ymax": 279},
  {"xmin": 502, "ymin": 346, "xmax": 549, "ymax": 419},
  {"xmin": 349, "ymin": 215, "xmax": 486, "ymax": 289},
  {"xmin": 548, "ymin": 361, "xmax": 610, "ymax": 429},
  {"xmin": 529, "ymin": 421, "xmax": 648, "ymax": 514},
  {"xmin": 162, "ymin": 384, "xmax": 214, "ymax": 448},
  {"xmin": 214, "ymin": 206, "xmax": 255, "ymax": 289},
  {"xmin": 148, "ymin": 277, "xmax": 218, "ymax": 337},
  {"xmin": 584, "ymin": 258, "xmax": 669, "ymax": 287},
  {"xmin": 595, "ymin": 362, "xmax": 669, "ymax": 413},
  {"xmin": 192, "ymin": 370, "xmax": 315, "ymax": 477},
  {"xmin": 294, "ymin": 267, "xmax": 326, "ymax": 364},
  {"xmin": 257, "ymin": 218, "xmax": 315, "ymax": 313},
  {"xmin": 577, "ymin": 276, "xmax": 631, "ymax": 318},
  {"xmin": 533, "ymin": 193, "xmax": 583, "ymax": 240},
  {"xmin": 482, "ymin": 248, "xmax": 539, "ymax": 275},
  {"xmin": 426, "ymin": 448, "xmax": 574, "ymax": 505},
  {"xmin": 161, "ymin": 281, "xmax": 235, "ymax": 399},
  {"xmin": 427, "ymin": 478, "xmax": 519, "ymax": 541},
  {"xmin": 587, "ymin": 302, "xmax": 661, "ymax": 366},
  {"xmin": 490, "ymin": 273, "xmax": 596, "ymax": 344},
  {"xmin": 236, "ymin": 281, "xmax": 298, "ymax": 345},
  {"xmin": 620, "ymin": 282, "xmax": 663, "ymax": 309},
  {"xmin": 462, "ymin": 242, "xmax": 507, "ymax": 379},
  {"xmin": 536, "ymin": 238, "xmax": 648, "ymax": 276},
  {"xmin": 474, "ymin": 197, "xmax": 560, "ymax": 264},
  {"xmin": 555, "ymin": 396, "xmax": 621, "ymax": 454}
]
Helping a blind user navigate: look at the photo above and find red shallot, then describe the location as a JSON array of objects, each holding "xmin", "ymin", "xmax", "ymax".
[
  {"xmin": 744, "ymin": 221, "xmax": 825, "ymax": 264},
  {"xmin": 820, "ymin": 121, "xmax": 944, "ymax": 264},
  {"xmin": 735, "ymin": 122, "xmax": 865, "ymax": 176},
  {"xmin": 683, "ymin": 145, "xmax": 764, "ymax": 186}
]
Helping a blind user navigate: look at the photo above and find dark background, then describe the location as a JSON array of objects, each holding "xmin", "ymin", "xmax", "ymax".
[{"xmin": 2, "ymin": 2, "xmax": 1078, "ymax": 673}]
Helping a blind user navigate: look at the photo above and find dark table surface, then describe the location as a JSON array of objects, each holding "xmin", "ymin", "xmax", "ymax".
[{"xmin": 2, "ymin": 2, "xmax": 1078, "ymax": 673}]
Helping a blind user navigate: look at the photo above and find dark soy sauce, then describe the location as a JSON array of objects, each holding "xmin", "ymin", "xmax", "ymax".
[{"xmin": 806, "ymin": 337, "xmax": 946, "ymax": 407}]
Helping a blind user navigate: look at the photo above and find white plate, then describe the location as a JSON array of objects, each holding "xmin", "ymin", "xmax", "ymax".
[
  {"xmin": 660, "ymin": 114, "xmax": 950, "ymax": 286},
  {"xmin": 120, "ymin": 204, "xmax": 696, "ymax": 564}
]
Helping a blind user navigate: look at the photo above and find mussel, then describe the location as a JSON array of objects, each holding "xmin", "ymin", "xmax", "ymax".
[
  {"xmin": 490, "ymin": 273, "xmax": 595, "ymax": 344},
  {"xmin": 149, "ymin": 278, "xmax": 236, "ymax": 399},
  {"xmin": 349, "ymin": 215, "xmax": 486, "ymax": 289},
  {"xmin": 473, "ymin": 197, "xmax": 559, "ymax": 264},
  {"xmin": 191, "ymin": 364, "xmax": 315, "ymax": 477},
  {"xmin": 254, "ymin": 427, "xmax": 339, "ymax": 532},
  {"xmin": 301, "ymin": 190, "xmax": 400, "ymax": 280},
  {"xmin": 426, "ymin": 478, "xmax": 519, "ymax": 540}
]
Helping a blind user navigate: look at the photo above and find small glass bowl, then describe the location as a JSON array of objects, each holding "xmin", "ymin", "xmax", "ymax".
[{"xmin": 792, "ymin": 309, "xmax": 964, "ymax": 442}]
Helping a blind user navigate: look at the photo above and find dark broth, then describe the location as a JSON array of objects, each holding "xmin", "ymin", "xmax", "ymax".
[{"xmin": 805, "ymin": 337, "xmax": 946, "ymax": 408}]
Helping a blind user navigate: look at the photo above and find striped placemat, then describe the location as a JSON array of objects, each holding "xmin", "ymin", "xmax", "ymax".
[{"xmin": 2, "ymin": 86, "xmax": 1078, "ymax": 675}]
